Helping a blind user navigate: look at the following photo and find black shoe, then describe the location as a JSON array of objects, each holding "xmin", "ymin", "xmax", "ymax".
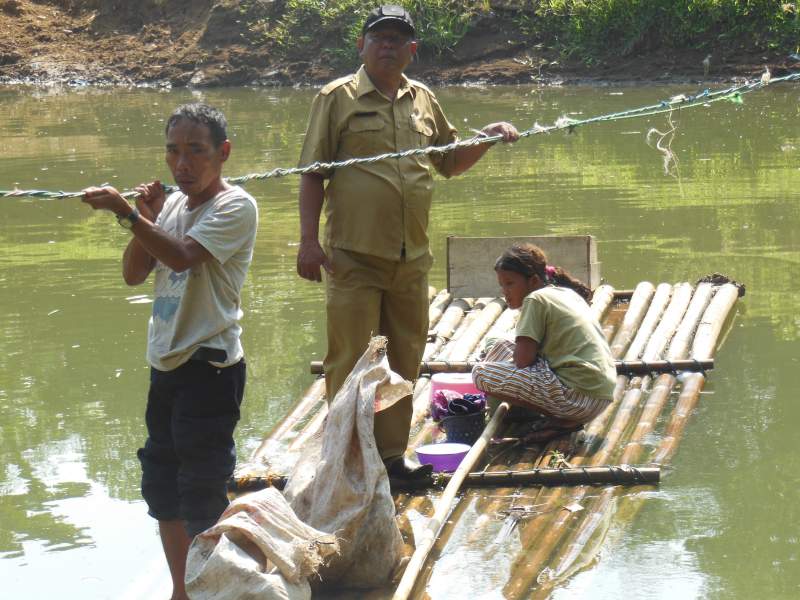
[{"xmin": 385, "ymin": 457, "xmax": 433, "ymax": 480}]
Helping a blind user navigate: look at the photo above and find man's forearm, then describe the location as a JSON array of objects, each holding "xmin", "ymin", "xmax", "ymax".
[
  {"xmin": 128, "ymin": 216, "xmax": 209, "ymax": 275},
  {"xmin": 449, "ymin": 142, "xmax": 493, "ymax": 177},
  {"xmin": 447, "ymin": 122, "xmax": 519, "ymax": 176},
  {"xmin": 299, "ymin": 173, "xmax": 325, "ymax": 241},
  {"xmin": 122, "ymin": 237, "xmax": 156, "ymax": 286}
]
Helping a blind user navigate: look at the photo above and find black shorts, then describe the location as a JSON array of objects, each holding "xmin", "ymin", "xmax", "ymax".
[{"xmin": 137, "ymin": 357, "xmax": 245, "ymax": 536}]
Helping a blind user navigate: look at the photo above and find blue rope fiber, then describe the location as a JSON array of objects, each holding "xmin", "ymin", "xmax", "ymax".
[{"xmin": 3, "ymin": 71, "xmax": 798, "ymax": 200}]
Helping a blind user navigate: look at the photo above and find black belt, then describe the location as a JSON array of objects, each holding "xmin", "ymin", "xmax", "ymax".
[{"xmin": 189, "ymin": 347, "xmax": 228, "ymax": 363}]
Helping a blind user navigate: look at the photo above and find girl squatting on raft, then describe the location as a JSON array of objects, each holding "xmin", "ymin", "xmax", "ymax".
[{"xmin": 472, "ymin": 243, "xmax": 616, "ymax": 443}]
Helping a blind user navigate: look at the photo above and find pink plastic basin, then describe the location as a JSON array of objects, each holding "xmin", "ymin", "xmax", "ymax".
[
  {"xmin": 430, "ymin": 372, "xmax": 479, "ymax": 400},
  {"xmin": 416, "ymin": 442, "xmax": 471, "ymax": 473}
]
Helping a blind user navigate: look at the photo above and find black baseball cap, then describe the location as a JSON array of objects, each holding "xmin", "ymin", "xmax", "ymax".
[{"xmin": 362, "ymin": 5, "xmax": 415, "ymax": 37}]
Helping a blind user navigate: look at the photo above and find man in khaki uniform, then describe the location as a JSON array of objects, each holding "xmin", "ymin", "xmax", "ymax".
[{"xmin": 297, "ymin": 5, "xmax": 519, "ymax": 479}]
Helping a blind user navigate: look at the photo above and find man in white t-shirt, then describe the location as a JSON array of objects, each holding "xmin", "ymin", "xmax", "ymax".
[{"xmin": 82, "ymin": 103, "xmax": 258, "ymax": 600}]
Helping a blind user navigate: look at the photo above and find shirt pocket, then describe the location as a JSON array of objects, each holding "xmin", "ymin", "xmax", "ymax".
[
  {"xmin": 341, "ymin": 113, "xmax": 387, "ymax": 158},
  {"xmin": 409, "ymin": 114, "xmax": 435, "ymax": 148}
]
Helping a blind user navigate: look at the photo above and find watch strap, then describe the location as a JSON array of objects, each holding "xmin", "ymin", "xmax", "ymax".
[{"xmin": 117, "ymin": 208, "xmax": 139, "ymax": 230}]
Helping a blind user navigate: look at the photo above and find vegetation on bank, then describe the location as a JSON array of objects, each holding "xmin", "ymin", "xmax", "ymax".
[
  {"xmin": 247, "ymin": 0, "xmax": 800, "ymax": 67},
  {"xmin": 3, "ymin": 0, "xmax": 797, "ymax": 86}
]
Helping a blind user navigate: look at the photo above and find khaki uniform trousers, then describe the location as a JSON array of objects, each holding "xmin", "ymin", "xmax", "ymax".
[{"xmin": 324, "ymin": 247, "xmax": 432, "ymax": 461}]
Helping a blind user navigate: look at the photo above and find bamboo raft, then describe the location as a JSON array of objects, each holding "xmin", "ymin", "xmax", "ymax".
[{"xmin": 243, "ymin": 239, "xmax": 742, "ymax": 599}]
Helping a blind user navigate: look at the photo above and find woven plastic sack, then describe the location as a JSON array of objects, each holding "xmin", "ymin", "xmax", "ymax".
[
  {"xmin": 185, "ymin": 487, "xmax": 338, "ymax": 600},
  {"xmin": 283, "ymin": 336, "xmax": 409, "ymax": 589}
]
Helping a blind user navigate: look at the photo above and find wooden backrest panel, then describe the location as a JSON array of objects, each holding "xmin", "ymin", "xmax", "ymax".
[{"xmin": 446, "ymin": 235, "xmax": 600, "ymax": 297}]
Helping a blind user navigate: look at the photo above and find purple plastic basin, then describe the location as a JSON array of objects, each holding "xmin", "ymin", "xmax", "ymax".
[{"xmin": 415, "ymin": 442, "xmax": 471, "ymax": 473}]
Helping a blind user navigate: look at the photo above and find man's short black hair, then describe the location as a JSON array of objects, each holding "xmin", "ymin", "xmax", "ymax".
[{"xmin": 165, "ymin": 103, "xmax": 228, "ymax": 148}]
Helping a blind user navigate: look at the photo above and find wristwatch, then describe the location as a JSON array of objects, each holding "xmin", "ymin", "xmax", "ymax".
[{"xmin": 117, "ymin": 208, "xmax": 139, "ymax": 230}]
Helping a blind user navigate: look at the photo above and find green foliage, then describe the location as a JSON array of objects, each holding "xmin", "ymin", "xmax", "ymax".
[
  {"xmin": 411, "ymin": 0, "xmax": 490, "ymax": 56},
  {"xmin": 254, "ymin": 0, "xmax": 367, "ymax": 67},
  {"xmin": 241, "ymin": 0, "xmax": 799, "ymax": 67},
  {"xmin": 246, "ymin": 0, "xmax": 489, "ymax": 67},
  {"xmin": 510, "ymin": 0, "xmax": 800, "ymax": 63}
]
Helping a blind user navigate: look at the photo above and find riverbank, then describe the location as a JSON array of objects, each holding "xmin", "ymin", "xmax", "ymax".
[{"xmin": 1, "ymin": 0, "xmax": 798, "ymax": 87}]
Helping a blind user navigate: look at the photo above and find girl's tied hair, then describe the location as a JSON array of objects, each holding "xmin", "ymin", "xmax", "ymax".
[{"xmin": 495, "ymin": 243, "xmax": 593, "ymax": 303}]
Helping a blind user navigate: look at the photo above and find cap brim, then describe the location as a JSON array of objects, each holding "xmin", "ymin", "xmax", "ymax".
[{"xmin": 364, "ymin": 16, "xmax": 415, "ymax": 36}]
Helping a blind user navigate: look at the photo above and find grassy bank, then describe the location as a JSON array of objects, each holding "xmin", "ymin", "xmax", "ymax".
[
  {"xmin": 253, "ymin": 0, "xmax": 799, "ymax": 67},
  {"xmin": 3, "ymin": 0, "xmax": 797, "ymax": 86}
]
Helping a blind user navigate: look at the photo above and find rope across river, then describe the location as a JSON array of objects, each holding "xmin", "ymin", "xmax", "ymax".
[{"xmin": 3, "ymin": 71, "xmax": 798, "ymax": 200}]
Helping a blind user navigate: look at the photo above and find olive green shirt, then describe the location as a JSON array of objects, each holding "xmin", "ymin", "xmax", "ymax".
[
  {"xmin": 298, "ymin": 65, "xmax": 458, "ymax": 261},
  {"xmin": 516, "ymin": 286, "xmax": 617, "ymax": 400}
]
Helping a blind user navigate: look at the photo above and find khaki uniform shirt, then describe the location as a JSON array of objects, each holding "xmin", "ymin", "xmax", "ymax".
[{"xmin": 299, "ymin": 65, "xmax": 458, "ymax": 261}]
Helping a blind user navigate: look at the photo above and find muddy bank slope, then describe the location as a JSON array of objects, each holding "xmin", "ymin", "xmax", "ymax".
[{"xmin": 1, "ymin": 0, "xmax": 796, "ymax": 87}]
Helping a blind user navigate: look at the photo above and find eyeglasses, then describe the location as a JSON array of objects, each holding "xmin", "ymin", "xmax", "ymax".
[{"xmin": 366, "ymin": 32, "xmax": 413, "ymax": 47}]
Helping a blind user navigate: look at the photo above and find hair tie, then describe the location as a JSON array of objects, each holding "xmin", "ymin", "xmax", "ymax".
[{"xmin": 544, "ymin": 265, "xmax": 557, "ymax": 283}]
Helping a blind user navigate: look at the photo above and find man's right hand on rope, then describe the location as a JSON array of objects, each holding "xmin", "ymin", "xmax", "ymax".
[
  {"xmin": 134, "ymin": 180, "xmax": 166, "ymax": 222},
  {"xmin": 297, "ymin": 239, "xmax": 333, "ymax": 282}
]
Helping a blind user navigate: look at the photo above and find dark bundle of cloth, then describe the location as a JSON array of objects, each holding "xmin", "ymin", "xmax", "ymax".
[{"xmin": 430, "ymin": 390, "xmax": 486, "ymax": 422}]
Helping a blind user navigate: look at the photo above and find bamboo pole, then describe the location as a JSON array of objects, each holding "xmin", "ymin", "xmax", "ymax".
[
  {"xmin": 542, "ymin": 283, "xmax": 701, "ymax": 584},
  {"xmin": 532, "ymin": 286, "xmax": 738, "ymax": 591},
  {"xmin": 589, "ymin": 284, "xmax": 615, "ymax": 323},
  {"xmin": 691, "ymin": 284, "xmax": 740, "ymax": 359},
  {"xmin": 407, "ymin": 376, "xmax": 433, "ymax": 432},
  {"xmin": 483, "ymin": 305, "xmax": 518, "ymax": 341},
  {"xmin": 309, "ymin": 358, "xmax": 713, "ymax": 376},
  {"xmin": 428, "ymin": 289, "xmax": 453, "ymax": 330},
  {"xmin": 651, "ymin": 281, "xmax": 740, "ymax": 462},
  {"xmin": 441, "ymin": 298, "xmax": 505, "ymax": 362},
  {"xmin": 639, "ymin": 282, "xmax": 693, "ymax": 361},
  {"xmin": 438, "ymin": 297, "xmax": 490, "ymax": 350},
  {"xmin": 464, "ymin": 434, "xmax": 575, "ymax": 554},
  {"xmin": 617, "ymin": 282, "xmax": 713, "ymax": 465},
  {"xmin": 542, "ymin": 283, "xmax": 734, "ymax": 591},
  {"xmin": 410, "ymin": 488, "xmax": 476, "ymax": 591},
  {"xmin": 668, "ymin": 282, "xmax": 714, "ymax": 358},
  {"xmin": 504, "ymin": 284, "xmax": 679, "ymax": 599},
  {"xmin": 622, "ymin": 282, "xmax": 672, "ymax": 361},
  {"xmin": 393, "ymin": 402, "xmax": 510, "ymax": 600},
  {"xmin": 287, "ymin": 403, "xmax": 327, "ymax": 451},
  {"xmin": 413, "ymin": 439, "xmax": 572, "ymax": 594},
  {"xmin": 251, "ymin": 377, "xmax": 325, "ymax": 462},
  {"xmin": 608, "ymin": 282, "xmax": 655, "ymax": 358},
  {"xmin": 650, "ymin": 373, "xmax": 706, "ymax": 464},
  {"xmin": 423, "ymin": 298, "xmax": 473, "ymax": 360},
  {"xmin": 387, "ymin": 466, "xmax": 659, "ymax": 490},
  {"xmin": 599, "ymin": 301, "xmax": 625, "ymax": 343},
  {"xmin": 400, "ymin": 286, "xmax": 664, "ymax": 592}
]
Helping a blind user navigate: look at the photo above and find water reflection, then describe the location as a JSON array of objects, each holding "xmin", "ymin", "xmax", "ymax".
[{"xmin": 1, "ymin": 82, "xmax": 799, "ymax": 598}]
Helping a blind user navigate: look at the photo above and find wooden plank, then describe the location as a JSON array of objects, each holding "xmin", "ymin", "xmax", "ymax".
[{"xmin": 446, "ymin": 235, "xmax": 599, "ymax": 297}]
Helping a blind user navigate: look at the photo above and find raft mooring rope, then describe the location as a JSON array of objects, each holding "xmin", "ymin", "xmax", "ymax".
[{"xmin": 3, "ymin": 72, "xmax": 799, "ymax": 200}]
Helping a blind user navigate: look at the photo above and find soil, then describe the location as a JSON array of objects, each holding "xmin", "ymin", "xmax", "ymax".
[{"xmin": 0, "ymin": 0, "xmax": 795, "ymax": 88}]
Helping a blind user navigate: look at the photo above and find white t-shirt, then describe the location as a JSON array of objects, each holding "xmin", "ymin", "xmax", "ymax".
[{"xmin": 147, "ymin": 186, "xmax": 258, "ymax": 371}]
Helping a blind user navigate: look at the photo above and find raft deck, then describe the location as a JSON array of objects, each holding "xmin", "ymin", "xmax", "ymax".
[{"xmin": 247, "ymin": 237, "xmax": 741, "ymax": 599}]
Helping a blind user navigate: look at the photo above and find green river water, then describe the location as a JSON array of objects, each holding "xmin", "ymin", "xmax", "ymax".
[{"xmin": 0, "ymin": 82, "xmax": 798, "ymax": 599}]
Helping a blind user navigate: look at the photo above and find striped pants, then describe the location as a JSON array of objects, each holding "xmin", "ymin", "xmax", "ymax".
[{"xmin": 472, "ymin": 340, "xmax": 609, "ymax": 422}]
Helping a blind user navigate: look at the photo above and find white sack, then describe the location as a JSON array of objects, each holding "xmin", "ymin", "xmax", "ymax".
[
  {"xmin": 283, "ymin": 336, "xmax": 409, "ymax": 589},
  {"xmin": 185, "ymin": 487, "xmax": 338, "ymax": 600}
]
